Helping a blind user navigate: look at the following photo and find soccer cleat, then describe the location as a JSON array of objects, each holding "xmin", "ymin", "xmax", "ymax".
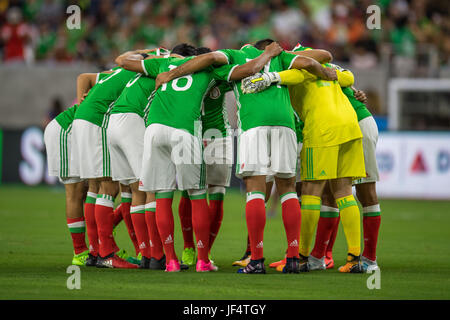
[
  {"xmin": 71, "ymin": 250, "xmax": 89, "ymax": 266},
  {"xmin": 139, "ymin": 256, "xmax": 151, "ymax": 269},
  {"xmin": 269, "ymin": 257, "xmax": 286, "ymax": 268},
  {"xmin": 208, "ymin": 253, "xmax": 214, "ymax": 265},
  {"xmin": 308, "ymin": 255, "xmax": 326, "ymax": 271},
  {"xmin": 361, "ymin": 256, "xmax": 380, "ymax": 273},
  {"xmin": 116, "ymin": 248, "xmax": 140, "ymax": 265},
  {"xmin": 232, "ymin": 251, "xmax": 251, "ymax": 267},
  {"xmin": 96, "ymin": 253, "xmax": 139, "ymax": 269},
  {"xmin": 196, "ymin": 260, "xmax": 219, "ymax": 272},
  {"xmin": 181, "ymin": 247, "xmax": 196, "ymax": 266},
  {"xmin": 85, "ymin": 253, "xmax": 98, "ymax": 267},
  {"xmin": 338, "ymin": 254, "xmax": 364, "ymax": 273},
  {"xmin": 149, "ymin": 255, "xmax": 166, "ymax": 270},
  {"xmin": 282, "ymin": 257, "xmax": 300, "ymax": 274},
  {"xmin": 165, "ymin": 259, "xmax": 181, "ymax": 272},
  {"xmin": 237, "ymin": 258, "xmax": 266, "ymax": 274},
  {"xmin": 325, "ymin": 253, "xmax": 334, "ymax": 269}
]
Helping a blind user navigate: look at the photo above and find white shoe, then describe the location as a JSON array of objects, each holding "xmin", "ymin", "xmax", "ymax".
[
  {"xmin": 308, "ymin": 255, "xmax": 326, "ymax": 271},
  {"xmin": 361, "ymin": 256, "xmax": 379, "ymax": 273}
]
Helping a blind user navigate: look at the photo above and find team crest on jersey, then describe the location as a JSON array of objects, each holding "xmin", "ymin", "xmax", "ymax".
[{"xmin": 209, "ymin": 87, "xmax": 221, "ymax": 99}]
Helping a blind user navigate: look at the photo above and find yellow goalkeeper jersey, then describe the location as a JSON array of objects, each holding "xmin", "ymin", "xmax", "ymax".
[{"xmin": 287, "ymin": 71, "xmax": 362, "ymax": 148}]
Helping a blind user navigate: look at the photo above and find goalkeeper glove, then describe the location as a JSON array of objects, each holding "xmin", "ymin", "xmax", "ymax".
[{"xmin": 241, "ymin": 72, "xmax": 281, "ymax": 94}]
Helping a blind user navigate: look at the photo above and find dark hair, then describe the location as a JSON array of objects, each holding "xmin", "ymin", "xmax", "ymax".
[
  {"xmin": 196, "ymin": 47, "xmax": 212, "ymax": 55},
  {"xmin": 254, "ymin": 38, "xmax": 275, "ymax": 50},
  {"xmin": 171, "ymin": 43, "xmax": 197, "ymax": 57}
]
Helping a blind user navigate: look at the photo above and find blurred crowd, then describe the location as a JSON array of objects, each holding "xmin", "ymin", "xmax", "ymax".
[{"xmin": 0, "ymin": 0, "xmax": 449, "ymax": 70}]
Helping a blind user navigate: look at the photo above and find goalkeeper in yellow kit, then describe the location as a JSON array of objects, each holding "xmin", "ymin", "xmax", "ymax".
[{"xmin": 241, "ymin": 44, "xmax": 365, "ymax": 273}]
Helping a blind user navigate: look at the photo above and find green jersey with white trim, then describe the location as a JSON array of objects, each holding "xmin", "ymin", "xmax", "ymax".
[
  {"xmin": 202, "ymin": 82, "xmax": 232, "ymax": 137},
  {"xmin": 141, "ymin": 56, "xmax": 233, "ymax": 136},
  {"xmin": 55, "ymin": 104, "xmax": 77, "ymax": 130},
  {"xmin": 293, "ymin": 108, "xmax": 304, "ymax": 143},
  {"xmin": 110, "ymin": 73, "xmax": 155, "ymax": 122},
  {"xmin": 74, "ymin": 67, "xmax": 136, "ymax": 127},
  {"xmin": 341, "ymin": 85, "xmax": 372, "ymax": 122},
  {"xmin": 218, "ymin": 45, "xmax": 298, "ymax": 132}
]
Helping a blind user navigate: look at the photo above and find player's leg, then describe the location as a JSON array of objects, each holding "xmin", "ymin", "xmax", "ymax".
[
  {"xmin": 329, "ymin": 177, "xmax": 363, "ymax": 273},
  {"xmin": 309, "ymin": 182, "xmax": 339, "ymax": 270},
  {"xmin": 299, "ymin": 180, "xmax": 327, "ymax": 270},
  {"xmin": 140, "ymin": 123, "xmax": 179, "ymax": 272},
  {"xmin": 238, "ymin": 175, "xmax": 267, "ymax": 274},
  {"xmin": 356, "ymin": 182, "xmax": 381, "ymax": 272},
  {"xmin": 144, "ymin": 192, "xmax": 165, "ymax": 270},
  {"xmin": 354, "ymin": 116, "xmax": 381, "ymax": 272},
  {"xmin": 117, "ymin": 184, "xmax": 139, "ymax": 257},
  {"xmin": 331, "ymin": 138, "xmax": 366, "ymax": 273},
  {"xmin": 178, "ymin": 190, "xmax": 195, "ymax": 265},
  {"xmin": 126, "ymin": 181, "xmax": 151, "ymax": 268},
  {"xmin": 84, "ymin": 179, "xmax": 99, "ymax": 265},
  {"xmin": 208, "ymin": 185, "xmax": 225, "ymax": 256},
  {"xmin": 275, "ymin": 176, "xmax": 302, "ymax": 273},
  {"xmin": 64, "ymin": 180, "xmax": 89, "ymax": 265}
]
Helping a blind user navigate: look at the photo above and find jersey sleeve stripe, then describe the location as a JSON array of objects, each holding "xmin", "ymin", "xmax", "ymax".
[
  {"xmin": 215, "ymin": 51, "xmax": 229, "ymax": 64},
  {"xmin": 95, "ymin": 73, "xmax": 100, "ymax": 84},
  {"xmin": 227, "ymin": 65, "xmax": 239, "ymax": 82},
  {"xmin": 141, "ymin": 60, "xmax": 149, "ymax": 76},
  {"xmin": 288, "ymin": 55, "xmax": 300, "ymax": 70}
]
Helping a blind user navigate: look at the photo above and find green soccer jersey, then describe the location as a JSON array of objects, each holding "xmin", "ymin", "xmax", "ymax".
[
  {"xmin": 218, "ymin": 45, "xmax": 298, "ymax": 132},
  {"xmin": 55, "ymin": 104, "xmax": 77, "ymax": 130},
  {"xmin": 110, "ymin": 73, "xmax": 155, "ymax": 122},
  {"xmin": 141, "ymin": 56, "xmax": 233, "ymax": 136},
  {"xmin": 201, "ymin": 82, "xmax": 232, "ymax": 137},
  {"xmin": 293, "ymin": 108, "xmax": 304, "ymax": 143},
  {"xmin": 341, "ymin": 86, "xmax": 372, "ymax": 122},
  {"xmin": 74, "ymin": 67, "xmax": 136, "ymax": 127}
]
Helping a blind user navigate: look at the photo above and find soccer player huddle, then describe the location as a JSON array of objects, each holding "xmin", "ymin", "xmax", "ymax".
[{"xmin": 44, "ymin": 39, "xmax": 381, "ymax": 274}]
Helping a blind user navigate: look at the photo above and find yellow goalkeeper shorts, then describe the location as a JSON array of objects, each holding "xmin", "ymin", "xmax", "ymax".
[{"xmin": 300, "ymin": 138, "xmax": 366, "ymax": 181}]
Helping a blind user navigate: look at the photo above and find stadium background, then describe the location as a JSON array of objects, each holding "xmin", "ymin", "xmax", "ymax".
[{"xmin": 0, "ymin": 0, "xmax": 449, "ymax": 300}]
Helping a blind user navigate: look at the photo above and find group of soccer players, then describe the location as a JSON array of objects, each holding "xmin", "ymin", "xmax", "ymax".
[{"xmin": 44, "ymin": 38, "xmax": 381, "ymax": 274}]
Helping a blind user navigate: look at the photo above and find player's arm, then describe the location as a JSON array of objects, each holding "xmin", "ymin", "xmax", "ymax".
[
  {"xmin": 290, "ymin": 56, "xmax": 337, "ymax": 81},
  {"xmin": 352, "ymin": 86, "xmax": 368, "ymax": 103},
  {"xmin": 76, "ymin": 73, "xmax": 98, "ymax": 104},
  {"xmin": 287, "ymin": 49, "xmax": 332, "ymax": 64},
  {"xmin": 227, "ymin": 42, "xmax": 283, "ymax": 81},
  {"xmin": 155, "ymin": 42, "xmax": 283, "ymax": 88},
  {"xmin": 115, "ymin": 48, "xmax": 160, "ymax": 73}
]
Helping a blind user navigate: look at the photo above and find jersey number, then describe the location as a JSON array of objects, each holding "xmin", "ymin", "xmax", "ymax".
[
  {"xmin": 98, "ymin": 68, "xmax": 122, "ymax": 84},
  {"xmin": 161, "ymin": 65, "xmax": 193, "ymax": 92}
]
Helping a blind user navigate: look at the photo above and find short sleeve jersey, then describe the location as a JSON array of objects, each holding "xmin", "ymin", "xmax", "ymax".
[
  {"xmin": 288, "ymin": 46, "xmax": 362, "ymax": 147},
  {"xmin": 55, "ymin": 104, "xmax": 78, "ymax": 130},
  {"xmin": 74, "ymin": 67, "xmax": 136, "ymax": 127},
  {"xmin": 141, "ymin": 56, "xmax": 233, "ymax": 136},
  {"xmin": 217, "ymin": 45, "xmax": 299, "ymax": 132},
  {"xmin": 201, "ymin": 82, "xmax": 232, "ymax": 137}
]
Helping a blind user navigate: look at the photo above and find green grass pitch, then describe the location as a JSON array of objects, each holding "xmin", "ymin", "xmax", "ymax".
[{"xmin": 0, "ymin": 185, "xmax": 449, "ymax": 299}]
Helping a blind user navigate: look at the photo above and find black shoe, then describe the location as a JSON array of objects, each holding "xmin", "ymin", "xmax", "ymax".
[
  {"xmin": 149, "ymin": 255, "xmax": 166, "ymax": 270},
  {"xmin": 139, "ymin": 256, "xmax": 151, "ymax": 269},
  {"xmin": 96, "ymin": 253, "xmax": 114, "ymax": 268},
  {"xmin": 283, "ymin": 257, "xmax": 300, "ymax": 274},
  {"xmin": 85, "ymin": 253, "xmax": 97, "ymax": 267},
  {"xmin": 237, "ymin": 258, "xmax": 266, "ymax": 274},
  {"xmin": 299, "ymin": 254, "xmax": 310, "ymax": 272},
  {"xmin": 180, "ymin": 263, "xmax": 189, "ymax": 270}
]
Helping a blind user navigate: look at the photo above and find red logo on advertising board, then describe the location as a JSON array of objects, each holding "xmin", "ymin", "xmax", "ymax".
[{"xmin": 410, "ymin": 152, "xmax": 427, "ymax": 174}]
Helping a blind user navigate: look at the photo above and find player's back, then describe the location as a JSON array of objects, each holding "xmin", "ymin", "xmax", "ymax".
[
  {"xmin": 289, "ymin": 72, "xmax": 361, "ymax": 148},
  {"xmin": 111, "ymin": 73, "xmax": 156, "ymax": 121},
  {"xmin": 218, "ymin": 45, "xmax": 297, "ymax": 132},
  {"xmin": 201, "ymin": 82, "xmax": 231, "ymax": 137},
  {"xmin": 74, "ymin": 67, "xmax": 136, "ymax": 127},
  {"xmin": 144, "ymin": 56, "xmax": 217, "ymax": 136}
]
